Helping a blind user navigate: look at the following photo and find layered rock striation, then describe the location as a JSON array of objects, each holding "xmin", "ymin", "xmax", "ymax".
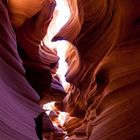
[{"xmin": 1, "ymin": 0, "xmax": 140, "ymax": 140}]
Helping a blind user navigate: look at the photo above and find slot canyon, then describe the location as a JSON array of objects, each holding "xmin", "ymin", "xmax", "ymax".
[{"xmin": 0, "ymin": 0, "xmax": 140, "ymax": 139}]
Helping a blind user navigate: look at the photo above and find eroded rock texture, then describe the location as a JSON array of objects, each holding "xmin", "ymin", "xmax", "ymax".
[
  {"xmin": 56, "ymin": 0, "xmax": 140, "ymax": 139},
  {"xmin": 1, "ymin": 0, "xmax": 140, "ymax": 140},
  {"xmin": 0, "ymin": 1, "xmax": 43, "ymax": 139}
]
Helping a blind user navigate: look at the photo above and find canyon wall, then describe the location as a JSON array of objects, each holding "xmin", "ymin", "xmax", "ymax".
[
  {"xmin": 57, "ymin": 0, "xmax": 140, "ymax": 139},
  {"xmin": 1, "ymin": 0, "xmax": 140, "ymax": 139}
]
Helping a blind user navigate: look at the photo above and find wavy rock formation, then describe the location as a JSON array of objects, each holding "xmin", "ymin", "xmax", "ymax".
[
  {"xmin": 60, "ymin": 0, "xmax": 140, "ymax": 139},
  {"xmin": 1, "ymin": 0, "xmax": 140, "ymax": 140},
  {"xmin": 0, "ymin": 1, "xmax": 43, "ymax": 139}
]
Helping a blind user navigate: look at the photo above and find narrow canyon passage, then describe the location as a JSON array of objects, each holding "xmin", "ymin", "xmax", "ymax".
[
  {"xmin": 1, "ymin": 0, "xmax": 140, "ymax": 140},
  {"xmin": 41, "ymin": 0, "xmax": 81, "ymax": 139}
]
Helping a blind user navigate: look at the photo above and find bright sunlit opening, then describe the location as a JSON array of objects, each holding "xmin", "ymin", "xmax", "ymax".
[
  {"xmin": 43, "ymin": 0, "xmax": 71, "ymax": 91},
  {"xmin": 43, "ymin": 0, "xmax": 71, "ymax": 128},
  {"xmin": 43, "ymin": 102, "xmax": 69, "ymax": 127},
  {"xmin": 45, "ymin": 0, "xmax": 71, "ymax": 42}
]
